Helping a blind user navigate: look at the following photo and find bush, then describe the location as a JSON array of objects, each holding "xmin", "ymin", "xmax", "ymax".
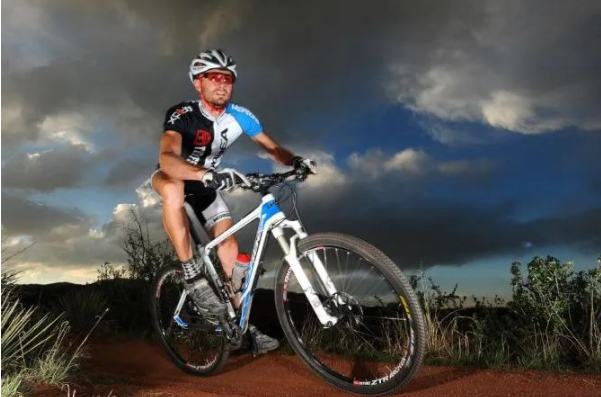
[
  {"xmin": 510, "ymin": 255, "xmax": 601, "ymax": 370},
  {"xmin": 411, "ymin": 255, "xmax": 600, "ymax": 372}
]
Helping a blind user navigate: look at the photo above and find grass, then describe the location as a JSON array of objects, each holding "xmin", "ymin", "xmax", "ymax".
[
  {"xmin": 1, "ymin": 373, "xmax": 27, "ymax": 397},
  {"xmin": 0, "ymin": 286, "xmax": 106, "ymax": 397}
]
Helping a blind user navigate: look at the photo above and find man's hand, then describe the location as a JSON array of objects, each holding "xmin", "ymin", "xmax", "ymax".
[
  {"xmin": 201, "ymin": 168, "xmax": 250, "ymax": 191},
  {"xmin": 292, "ymin": 156, "xmax": 317, "ymax": 175}
]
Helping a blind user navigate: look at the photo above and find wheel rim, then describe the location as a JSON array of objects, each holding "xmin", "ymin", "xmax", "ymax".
[
  {"xmin": 281, "ymin": 246, "xmax": 417, "ymax": 387},
  {"xmin": 154, "ymin": 268, "xmax": 225, "ymax": 371}
]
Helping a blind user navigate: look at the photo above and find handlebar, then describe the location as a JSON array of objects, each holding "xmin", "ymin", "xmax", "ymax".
[{"xmin": 242, "ymin": 168, "xmax": 310, "ymax": 193}]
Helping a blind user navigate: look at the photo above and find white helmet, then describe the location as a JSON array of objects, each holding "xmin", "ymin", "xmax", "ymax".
[{"xmin": 189, "ymin": 49, "xmax": 238, "ymax": 82}]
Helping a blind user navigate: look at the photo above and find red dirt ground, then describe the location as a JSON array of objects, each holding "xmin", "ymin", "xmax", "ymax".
[{"xmin": 33, "ymin": 339, "xmax": 601, "ymax": 397}]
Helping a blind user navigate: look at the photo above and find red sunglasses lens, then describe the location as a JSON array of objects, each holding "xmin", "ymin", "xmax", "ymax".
[{"xmin": 205, "ymin": 73, "xmax": 234, "ymax": 84}]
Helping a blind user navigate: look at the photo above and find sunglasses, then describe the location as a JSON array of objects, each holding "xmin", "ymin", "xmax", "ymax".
[{"xmin": 202, "ymin": 72, "xmax": 234, "ymax": 84}]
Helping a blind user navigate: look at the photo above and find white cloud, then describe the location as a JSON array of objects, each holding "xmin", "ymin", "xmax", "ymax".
[
  {"xmin": 386, "ymin": 2, "xmax": 601, "ymax": 135},
  {"xmin": 135, "ymin": 182, "xmax": 161, "ymax": 208},
  {"xmin": 40, "ymin": 112, "xmax": 97, "ymax": 152},
  {"xmin": 349, "ymin": 148, "xmax": 431, "ymax": 178},
  {"xmin": 299, "ymin": 151, "xmax": 347, "ymax": 189},
  {"xmin": 482, "ymin": 90, "xmax": 566, "ymax": 134},
  {"xmin": 385, "ymin": 149, "xmax": 430, "ymax": 174},
  {"xmin": 390, "ymin": 60, "xmax": 601, "ymax": 134},
  {"xmin": 348, "ymin": 148, "xmax": 495, "ymax": 180}
]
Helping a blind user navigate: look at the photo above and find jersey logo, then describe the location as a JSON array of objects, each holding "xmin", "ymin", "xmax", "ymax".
[
  {"xmin": 210, "ymin": 128, "xmax": 229, "ymax": 169},
  {"xmin": 230, "ymin": 103, "xmax": 260, "ymax": 125},
  {"xmin": 194, "ymin": 129, "xmax": 212, "ymax": 146},
  {"xmin": 168, "ymin": 105, "xmax": 194, "ymax": 125}
]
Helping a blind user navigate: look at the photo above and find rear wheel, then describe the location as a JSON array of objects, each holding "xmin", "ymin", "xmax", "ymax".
[
  {"xmin": 150, "ymin": 265, "xmax": 229, "ymax": 376},
  {"xmin": 274, "ymin": 233, "xmax": 426, "ymax": 395}
]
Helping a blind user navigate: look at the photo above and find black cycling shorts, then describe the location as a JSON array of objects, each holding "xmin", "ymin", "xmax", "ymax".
[{"xmin": 151, "ymin": 170, "xmax": 232, "ymax": 230}]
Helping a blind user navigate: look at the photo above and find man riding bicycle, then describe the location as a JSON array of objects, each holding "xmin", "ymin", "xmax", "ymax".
[{"xmin": 151, "ymin": 48, "xmax": 316, "ymax": 354}]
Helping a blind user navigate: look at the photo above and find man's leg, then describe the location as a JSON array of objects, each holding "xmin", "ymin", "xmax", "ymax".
[
  {"xmin": 151, "ymin": 171, "xmax": 192, "ymax": 261},
  {"xmin": 207, "ymin": 218, "xmax": 238, "ymax": 280},
  {"xmin": 206, "ymin": 219, "xmax": 279, "ymax": 354},
  {"xmin": 151, "ymin": 171, "xmax": 227, "ymax": 316}
]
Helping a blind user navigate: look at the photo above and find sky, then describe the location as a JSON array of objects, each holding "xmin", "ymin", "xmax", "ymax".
[{"xmin": 2, "ymin": 0, "xmax": 600, "ymax": 300}]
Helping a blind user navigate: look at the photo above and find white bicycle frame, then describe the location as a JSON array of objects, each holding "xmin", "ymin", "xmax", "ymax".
[{"xmin": 176, "ymin": 192, "xmax": 340, "ymax": 334}]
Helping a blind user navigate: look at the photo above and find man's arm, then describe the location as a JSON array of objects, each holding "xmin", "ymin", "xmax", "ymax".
[
  {"xmin": 251, "ymin": 132, "xmax": 296, "ymax": 166},
  {"xmin": 159, "ymin": 131, "xmax": 207, "ymax": 180}
]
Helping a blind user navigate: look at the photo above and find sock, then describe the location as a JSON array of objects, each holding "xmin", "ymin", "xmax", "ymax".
[{"xmin": 181, "ymin": 258, "xmax": 203, "ymax": 282}]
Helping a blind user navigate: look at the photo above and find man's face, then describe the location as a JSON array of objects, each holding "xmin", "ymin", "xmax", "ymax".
[{"xmin": 196, "ymin": 70, "xmax": 234, "ymax": 106}]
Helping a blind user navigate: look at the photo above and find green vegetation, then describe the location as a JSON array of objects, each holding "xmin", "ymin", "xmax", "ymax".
[{"xmin": 411, "ymin": 254, "xmax": 601, "ymax": 372}]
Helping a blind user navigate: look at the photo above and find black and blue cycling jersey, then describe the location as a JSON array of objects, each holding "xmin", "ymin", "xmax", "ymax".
[{"xmin": 160, "ymin": 100, "xmax": 263, "ymax": 170}]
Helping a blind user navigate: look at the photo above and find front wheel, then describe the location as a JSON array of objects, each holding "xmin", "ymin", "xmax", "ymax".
[{"xmin": 274, "ymin": 233, "xmax": 426, "ymax": 396}]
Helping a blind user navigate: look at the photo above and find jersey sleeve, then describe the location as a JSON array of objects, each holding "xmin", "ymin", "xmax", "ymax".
[
  {"xmin": 228, "ymin": 103, "xmax": 263, "ymax": 138},
  {"xmin": 163, "ymin": 103, "xmax": 194, "ymax": 135}
]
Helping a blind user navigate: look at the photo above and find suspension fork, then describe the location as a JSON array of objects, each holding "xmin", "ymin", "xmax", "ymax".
[{"xmin": 272, "ymin": 221, "xmax": 339, "ymax": 327}]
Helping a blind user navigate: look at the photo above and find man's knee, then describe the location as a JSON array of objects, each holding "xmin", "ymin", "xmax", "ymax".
[{"xmin": 157, "ymin": 178, "xmax": 185, "ymax": 207}]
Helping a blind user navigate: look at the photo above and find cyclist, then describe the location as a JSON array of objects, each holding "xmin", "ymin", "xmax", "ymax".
[{"xmin": 151, "ymin": 48, "xmax": 316, "ymax": 354}]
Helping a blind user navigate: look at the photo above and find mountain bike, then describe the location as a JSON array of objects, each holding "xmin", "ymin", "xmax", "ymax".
[{"xmin": 149, "ymin": 166, "xmax": 426, "ymax": 395}]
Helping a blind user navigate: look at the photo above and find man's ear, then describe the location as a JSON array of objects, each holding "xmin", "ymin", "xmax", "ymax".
[{"xmin": 193, "ymin": 77, "xmax": 202, "ymax": 92}]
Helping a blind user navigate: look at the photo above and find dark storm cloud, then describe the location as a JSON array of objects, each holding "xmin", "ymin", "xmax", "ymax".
[
  {"xmin": 1, "ymin": 194, "xmax": 92, "ymax": 241},
  {"xmin": 4, "ymin": 0, "xmax": 599, "ymax": 151},
  {"xmin": 295, "ymin": 174, "xmax": 601, "ymax": 269},
  {"xmin": 2, "ymin": 143, "xmax": 93, "ymax": 192},
  {"xmin": 103, "ymin": 158, "xmax": 156, "ymax": 189}
]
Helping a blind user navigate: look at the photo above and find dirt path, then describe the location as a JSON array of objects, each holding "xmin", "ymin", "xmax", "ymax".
[{"xmin": 34, "ymin": 339, "xmax": 601, "ymax": 397}]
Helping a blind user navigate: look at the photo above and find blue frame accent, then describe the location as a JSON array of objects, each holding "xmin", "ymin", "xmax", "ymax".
[
  {"xmin": 259, "ymin": 198, "xmax": 281, "ymax": 230},
  {"xmin": 238, "ymin": 198, "xmax": 283, "ymax": 330}
]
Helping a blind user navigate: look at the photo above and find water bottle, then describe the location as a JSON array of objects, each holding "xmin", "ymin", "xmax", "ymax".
[{"xmin": 232, "ymin": 252, "xmax": 251, "ymax": 308}]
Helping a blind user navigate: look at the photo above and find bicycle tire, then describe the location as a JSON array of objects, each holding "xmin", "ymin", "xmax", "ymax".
[
  {"xmin": 150, "ymin": 265, "xmax": 229, "ymax": 376},
  {"xmin": 274, "ymin": 233, "xmax": 426, "ymax": 396}
]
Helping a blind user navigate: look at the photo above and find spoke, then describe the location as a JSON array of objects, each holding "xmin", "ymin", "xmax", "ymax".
[
  {"xmin": 197, "ymin": 335, "xmax": 208, "ymax": 364},
  {"xmin": 346, "ymin": 257, "xmax": 365, "ymax": 296},
  {"xmin": 343, "ymin": 251, "xmax": 351, "ymax": 292},
  {"xmin": 362, "ymin": 269, "xmax": 390, "ymax": 305},
  {"xmin": 335, "ymin": 248, "xmax": 343, "ymax": 290},
  {"xmin": 355, "ymin": 322, "xmax": 381, "ymax": 340},
  {"xmin": 349, "ymin": 328, "xmax": 381, "ymax": 356}
]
